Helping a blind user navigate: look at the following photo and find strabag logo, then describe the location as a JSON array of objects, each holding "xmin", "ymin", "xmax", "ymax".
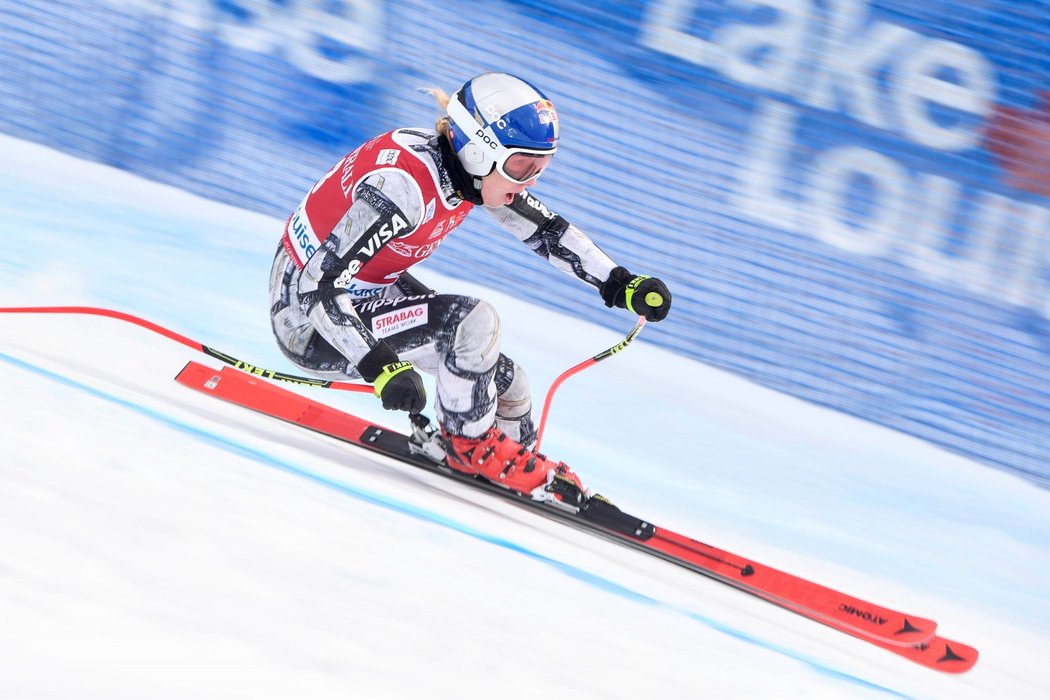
[{"xmin": 372, "ymin": 305, "xmax": 428, "ymax": 337}]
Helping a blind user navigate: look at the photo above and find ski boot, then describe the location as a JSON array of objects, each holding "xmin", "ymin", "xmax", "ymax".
[
  {"xmin": 441, "ymin": 425, "xmax": 588, "ymax": 508},
  {"xmin": 409, "ymin": 416, "xmax": 650, "ymax": 534}
]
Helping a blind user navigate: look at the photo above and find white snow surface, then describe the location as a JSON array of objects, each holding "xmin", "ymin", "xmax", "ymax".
[{"xmin": 0, "ymin": 135, "xmax": 1047, "ymax": 700}]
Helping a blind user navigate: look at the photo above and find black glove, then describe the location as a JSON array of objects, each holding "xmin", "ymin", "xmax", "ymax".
[
  {"xmin": 357, "ymin": 342, "xmax": 427, "ymax": 413},
  {"xmin": 373, "ymin": 361, "xmax": 427, "ymax": 412},
  {"xmin": 600, "ymin": 266, "xmax": 672, "ymax": 322}
]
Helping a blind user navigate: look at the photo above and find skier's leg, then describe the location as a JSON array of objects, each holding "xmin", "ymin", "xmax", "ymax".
[
  {"xmin": 426, "ymin": 299, "xmax": 584, "ymax": 500},
  {"xmin": 269, "ymin": 247, "xmax": 359, "ymax": 379},
  {"xmin": 429, "ymin": 298, "xmax": 500, "ymax": 439},
  {"xmin": 493, "ymin": 354, "xmax": 536, "ymax": 449}
]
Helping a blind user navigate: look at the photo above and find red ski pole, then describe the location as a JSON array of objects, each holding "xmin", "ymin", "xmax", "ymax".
[
  {"xmin": 534, "ymin": 316, "xmax": 647, "ymax": 452},
  {"xmin": 0, "ymin": 305, "xmax": 373, "ymax": 392}
]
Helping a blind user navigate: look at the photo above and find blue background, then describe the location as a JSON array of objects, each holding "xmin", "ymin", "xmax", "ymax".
[{"xmin": 1, "ymin": 0, "xmax": 1047, "ymax": 485}]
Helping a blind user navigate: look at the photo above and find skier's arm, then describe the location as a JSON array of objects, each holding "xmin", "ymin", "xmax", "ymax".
[
  {"xmin": 485, "ymin": 190, "xmax": 617, "ymax": 289},
  {"xmin": 485, "ymin": 190, "xmax": 672, "ymax": 321},
  {"xmin": 297, "ymin": 170, "xmax": 425, "ymax": 382}
]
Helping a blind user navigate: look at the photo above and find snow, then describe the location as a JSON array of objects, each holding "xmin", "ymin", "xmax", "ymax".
[{"xmin": 1, "ymin": 134, "xmax": 1047, "ymax": 699}]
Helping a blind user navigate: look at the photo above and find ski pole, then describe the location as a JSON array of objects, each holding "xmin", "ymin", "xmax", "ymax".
[
  {"xmin": 534, "ymin": 316, "xmax": 647, "ymax": 452},
  {"xmin": 0, "ymin": 305, "xmax": 373, "ymax": 392}
]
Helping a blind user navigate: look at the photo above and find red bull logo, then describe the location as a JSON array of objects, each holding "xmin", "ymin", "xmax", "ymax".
[{"xmin": 535, "ymin": 99, "xmax": 558, "ymax": 126}]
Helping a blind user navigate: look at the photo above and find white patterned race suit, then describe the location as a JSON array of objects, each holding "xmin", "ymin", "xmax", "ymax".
[{"xmin": 269, "ymin": 128, "xmax": 619, "ymax": 443}]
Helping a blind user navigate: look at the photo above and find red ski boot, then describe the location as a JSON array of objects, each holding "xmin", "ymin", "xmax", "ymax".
[{"xmin": 443, "ymin": 426, "xmax": 587, "ymax": 506}]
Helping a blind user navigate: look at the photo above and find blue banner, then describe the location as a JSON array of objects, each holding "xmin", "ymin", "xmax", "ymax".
[{"xmin": 1, "ymin": 0, "xmax": 1047, "ymax": 484}]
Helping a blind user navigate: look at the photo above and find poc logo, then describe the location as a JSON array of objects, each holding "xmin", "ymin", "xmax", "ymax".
[
  {"xmin": 482, "ymin": 104, "xmax": 507, "ymax": 129},
  {"xmin": 475, "ymin": 129, "xmax": 500, "ymax": 150}
]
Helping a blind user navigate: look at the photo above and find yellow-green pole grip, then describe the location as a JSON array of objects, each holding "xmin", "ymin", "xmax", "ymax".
[{"xmin": 625, "ymin": 275, "xmax": 655, "ymax": 313}]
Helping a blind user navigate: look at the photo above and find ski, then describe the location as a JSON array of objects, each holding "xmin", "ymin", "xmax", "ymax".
[{"xmin": 175, "ymin": 361, "xmax": 977, "ymax": 673}]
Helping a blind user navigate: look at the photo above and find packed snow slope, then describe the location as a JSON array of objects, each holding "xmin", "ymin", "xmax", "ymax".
[{"xmin": 1, "ymin": 136, "xmax": 1047, "ymax": 699}]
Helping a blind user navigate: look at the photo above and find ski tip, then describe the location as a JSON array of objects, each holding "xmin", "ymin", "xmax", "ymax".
[
  {"xmin": 890, "ymin": 617, "xmax": 938, "ymax": 645},
  {"xmin": 934, "ymin": 640, "xmax": 979, "ymax": 673},
  {"xmin": 883, "ymin": 636, "xmax": 979, "ymax": 674}
]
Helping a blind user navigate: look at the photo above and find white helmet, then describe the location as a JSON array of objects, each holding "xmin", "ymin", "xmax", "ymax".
[{"xmin": 446, "ymin": 72, "xmax": 560, "ymax": 184}]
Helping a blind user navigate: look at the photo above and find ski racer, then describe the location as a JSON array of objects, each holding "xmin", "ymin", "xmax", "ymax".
[{"xmin": 269, "ymin": 72, "xmax": 672, "ymax": 503}]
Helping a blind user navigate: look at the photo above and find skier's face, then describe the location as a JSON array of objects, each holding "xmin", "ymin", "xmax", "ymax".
[{"xmin": 480, "ymin": 154, "xmax": 553, "ymax": 207}]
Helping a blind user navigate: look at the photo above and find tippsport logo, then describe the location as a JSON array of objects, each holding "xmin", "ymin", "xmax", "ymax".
[
  {"xmin": 422, "ymin": 198, "xmax": 436, "ymax": 224},
  {"xmin": 372, "ymin": 305, "xmax": 428, "ymax": 337},
  {"xmin": 357, "ymin": 293, "xmax": 431, "ymax": 314}
]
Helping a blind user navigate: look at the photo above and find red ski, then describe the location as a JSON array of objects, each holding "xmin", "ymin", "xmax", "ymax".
[{"xmin": 175, "ymin": 361, "xmax": 977, "ymax": 673}]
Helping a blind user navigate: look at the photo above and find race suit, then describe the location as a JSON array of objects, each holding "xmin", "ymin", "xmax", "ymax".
[{"xmin": 269, "ymin": 127, "xmax": 619, "ymax": 442}]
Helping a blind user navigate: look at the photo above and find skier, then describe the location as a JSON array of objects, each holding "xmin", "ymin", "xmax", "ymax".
[{"xmin": 269, "ymin": 72, "xmax": 671, "ymax": 503}]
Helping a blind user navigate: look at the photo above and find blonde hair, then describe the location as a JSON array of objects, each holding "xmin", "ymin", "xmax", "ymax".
[{"xmin": 423, "ymin": 87, "xmax": 452, "ymax": 139}]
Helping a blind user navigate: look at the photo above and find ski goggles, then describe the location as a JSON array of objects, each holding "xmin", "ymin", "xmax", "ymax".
[
  {"xmin": 498, "ymin": 151, "xmax": 554, "ymax": 184},
  {"xmin": 447, "ymin": 96, "xmax": 556, "ymax": 184}
]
